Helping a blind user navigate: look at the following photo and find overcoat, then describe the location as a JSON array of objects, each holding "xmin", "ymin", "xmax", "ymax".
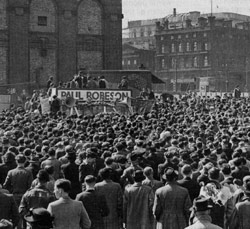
[{"xmin": 153, "ymin": 181, "xmax": 192, "ymax": 229}]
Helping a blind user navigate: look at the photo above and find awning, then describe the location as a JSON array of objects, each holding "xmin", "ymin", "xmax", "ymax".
[{"xmin": 151, "ymin": 74, "xmax": 165, "ymax": 84}]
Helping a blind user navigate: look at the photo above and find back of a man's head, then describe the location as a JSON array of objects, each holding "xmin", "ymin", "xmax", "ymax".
[{"xmin": 55, "ymin": 179, "xmax": 71, "ymax": 193}]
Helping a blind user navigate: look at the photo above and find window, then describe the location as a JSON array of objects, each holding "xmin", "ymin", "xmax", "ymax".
[
  {"xmin": 161, "ymin": 59, "xmax": 165, "ymax": 68},
  {"xmin": 178, "ymin": 43, "xmax": 183, "ymax": 52},
  {"xmin": 193, "ymin": 33, "xmax": 196, "ymax": 38},
  {"xmin": 171, "ymin": 58, "xmax": 176, "ymax": 68},
  {"xmin": 122, "ymin": 60, "xmax": 124, "ymax": 65},
  {"xmin": 178, "ymin": 35, "xmax": 181, "ymax": 39},
  {"xmin": 134, "ymin": 59, "xmax": 137, "ymax": 65},
  {"xmin": 161, "ymin": 36, "xmax": 164, "ymax": 41},
  {"xmin": 171, "ymin": 35, "xmax": 174, "ymax": 40},
  {"xmin": 147, "ymin": 28, "xmax": 152, "ymax": 36},
  {"xmin": 204, "ymin": 43, "xmax": 208, "ymax": 51},
  {"xmin": 128, "ymin": 60, "xmax": 131, "ymax": 65},
  {"xmin": 179, "ymin": 58, "xmax": 184, "ymax": 68},
  {"xmin": 38, "ymin": 16, "xmax": 47, "ymax": 26},
  {"xmin": 204, "ymin": 56, "xmax": 208, "ymax": 66},
  {"xmin": 186, "ymin": 42, "xmax": 190, "ymax": 52},
  {"xmin": 193, "ymin": 57, "xmax": 198, "ymax": 67},
  {"xmin": 133, "ymin": 29, "xmax": 136, "ymax": 38},
  {"xmin": 204, "ymin": 32, "xmax": 207, "ymax": 37},
  {"xmin": 186, "ymin": 34, "xmax": 189, "ymax": 38},
  {"xmin": 185, "ymin": 58, "xmax": 190, "ymax": 68},
  {"xmin": 161, "ymin": 45, "xmax": 165, "ymax": 53},
  {"xmin": 193, "ymin": 42, "xmax": 198, "ymax": 51},
  {"xmin": 140, "ymin": 28, "xmax": 144, "ymax": 37},
  {"xmin": 171, "ymin": 43, "xmax": 175, "ymax": 53}
]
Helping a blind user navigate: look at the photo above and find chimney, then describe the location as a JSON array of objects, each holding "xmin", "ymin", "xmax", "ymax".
[{"xmin": 173, "ymin": 8, "xmax": 176, "ymax": 17}]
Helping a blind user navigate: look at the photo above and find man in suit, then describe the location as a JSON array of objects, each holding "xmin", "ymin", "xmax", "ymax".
[
  {"xmin": 47, "ymin": 179, "xmax": 91, "ymax": 229},
  {"xmin": 0, "ymin": 192, "xmax": 19, "ymax": 228},
  {"xmin": 123, "ymin": 170, "xmax": 154, "ymax": 229},
  {"xmin": 95, "ymin": 168, "xmax": 123, "ymax": 229},
  {"xmin": 3, "ymin": 154, "xmax": 33, "ymax": 206},
  {"xmin": 153, "ymin": 167, "xmax": 192, "ymax": 229},
  {"xmin": 177, "ymin": 165, "xmax": 200, "ymax": 202},
  {"xmin": 76, "ymin": 175, "xmax": 109, "ymax": 229}
]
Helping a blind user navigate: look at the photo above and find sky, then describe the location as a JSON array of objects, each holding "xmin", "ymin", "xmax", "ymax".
[{"xmin": 122, "ymin": 0, "xmax": 250, "ymax": 27}]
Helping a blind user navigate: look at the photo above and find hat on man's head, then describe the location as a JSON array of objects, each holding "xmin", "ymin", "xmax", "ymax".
[
  {"xmin": 191, "ymin": 196, "xmax": 213, "ymax": 212},
  {"xmin": 24, "ymin": 208, "xmax": 53, "ymax": 227}
]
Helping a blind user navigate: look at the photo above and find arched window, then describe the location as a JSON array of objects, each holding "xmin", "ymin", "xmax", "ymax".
[
  {"xmin": 193, "ymin": 57, "xmax": 198, "ymax": 67},
  {"xmin": 78, "ymin": 0, "xmax": 102, "ymax": 34},
  {"xmin": 161, "ymin": 45, "xmax": 165, "ymax": 53},
  {"xmin": 161, "ymin": 59, "xmax": 165, "ymax": 68},
  {"xmin": 204, "ymin": 56, "xmax": 209, "ymax": 66},
  {"xmin": 193, "ymin": 42, "xmax": 198, "ymax": 51},
  {"xmin": 178, "ymin": 43, "xmax": 183, "ymax": 52},
  {"xmin": 171, "ymin": 43, "xmax": 175, "ymax": 53},
  {"xmin": 30, "ymin": 0, "xmax": 56, "ymax": 32},
  {"xmin": 186, "ymin": 42, "xmax": 190, "ymax": 52}
]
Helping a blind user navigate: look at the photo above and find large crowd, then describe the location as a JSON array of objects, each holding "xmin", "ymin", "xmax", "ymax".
[{"xmin": 1, "ymin": 87, "xmax": 250, "ymax": 229}]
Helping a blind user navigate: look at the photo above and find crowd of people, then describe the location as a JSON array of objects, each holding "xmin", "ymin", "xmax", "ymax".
[{"xmin": 1, "ymin": 88, "xmax": 250, "ymax": 229}]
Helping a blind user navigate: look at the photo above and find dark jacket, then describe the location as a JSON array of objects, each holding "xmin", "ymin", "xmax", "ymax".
[
  {"xmin": 0, "ymin": 192, "xmax": 20, "ymax": 227},
  {"xmin": 177, "ymin": 176, "xmax": 200, "ymax": 202},
  {"xmin": 76, "ymin": 189, "xmax": 109, "ymax": 229}
]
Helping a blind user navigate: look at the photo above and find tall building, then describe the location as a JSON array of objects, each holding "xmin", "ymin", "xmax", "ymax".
[
  {"xmin": 0, "ymin": 0, "xmax": 122, "ymax": 92},
  {"xmin": 123, "ymin": 11, "xmax": 250, "ymax": 92}
]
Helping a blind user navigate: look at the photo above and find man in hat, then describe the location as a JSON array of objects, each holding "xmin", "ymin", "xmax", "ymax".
[
  {"xmin": 229, "ymin": 179, "xmax": 250, "ymax": 229},
  {"xmin": 185, "ymin": 196, "xmax": 222, "ymax": 229},
  {"xmin": 24, "ymin": 207, "xmax": 54, "ymax": 229},
  {"xmin": 123, "ymin": 170, "xmax": 154, "ymax": 229},
  {"xmin": 61, "ymin": 151, "xmax": 81, "ymax": 199},
  {"xmin": 153, "ymin": 167, "xmax": 192, "ymax": 229},
  {"xmin": 95, "ymin": 168, "xmax": 123, "ymax": 229}
]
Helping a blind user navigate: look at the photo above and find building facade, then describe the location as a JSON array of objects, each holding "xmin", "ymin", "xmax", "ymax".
[
  {"xmin": 0, "ymin": 0, "xmax": 122, "ymax": 92},
  {"xmin": 123, "ymin": 11, "xmax": 250, "ymax": 92},
  {"xmin": 122, "ymin": 43, "xmax": 155, "ymax": 73}
]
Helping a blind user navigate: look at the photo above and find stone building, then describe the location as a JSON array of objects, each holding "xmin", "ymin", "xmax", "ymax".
[
  {"xmin": 123, "ymin": 11, "xmax": 250, "ymax": 92},
  {"xmin": 0, "ymin": 0, "xmax": 122, "ymax": 91}
]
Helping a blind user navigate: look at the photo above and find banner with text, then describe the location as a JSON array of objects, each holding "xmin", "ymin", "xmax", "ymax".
[{"xmin": 55, "ymin": 89, "xmax": 132, "ymax": 103}]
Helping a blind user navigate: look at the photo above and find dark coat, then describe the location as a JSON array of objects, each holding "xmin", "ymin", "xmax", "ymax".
[
  {"xmin": 229, "ymin": 196, "xmax": 250, "ymax": 229},
  {"xmin": 62, "ymin": 162, "xmax": 82, "ymax": 199},
  {"xmin": 95, "ymin": 180, "xmax": 123, "ymax": 229},
  {"xmin": 0, "ymin": 192, "xmax": 20, "ymax": 227},
  {"xmin": 153, "ymin": 182, "xmax": 192, "ymax": 229},
  {"xmin": 177, "ymin": 177, "xmax": 200, "ymax": 202},
  {"xmin": 76, "ymin": 189, "xmax": 109, "ymax": 229},
  {"xmin": 124, "ymin": 183, "xmax": 154, "ymax": 229}
]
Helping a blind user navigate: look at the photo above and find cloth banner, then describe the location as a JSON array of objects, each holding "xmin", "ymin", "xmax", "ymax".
[{"xmin": 131, "ymin": 98, "xmax": 155, "ymax": 114}]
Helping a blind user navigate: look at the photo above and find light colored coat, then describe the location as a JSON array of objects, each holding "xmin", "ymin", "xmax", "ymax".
[
  {"xmin": 153, "ymin": 181, "xmax": 192, "ymax": 229},
  {"xmin": 47, "ymin": 197, "xmax": 91, "ymax": 229},
  {"xmin": 124, "ymin": 183, "xmax": 154, "ymax": 229},
  {"xmin": 95, "ymin": 180, "xmax": 123, "ymax": 229},
  {"xmin": 185, "ymin": 214, "xmax": 222, "ymax": 229}
]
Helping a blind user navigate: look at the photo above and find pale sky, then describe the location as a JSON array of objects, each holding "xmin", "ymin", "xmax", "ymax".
[{"xmin": 122, "ymin": 0, "xmax": 250, "ymax": 27}]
